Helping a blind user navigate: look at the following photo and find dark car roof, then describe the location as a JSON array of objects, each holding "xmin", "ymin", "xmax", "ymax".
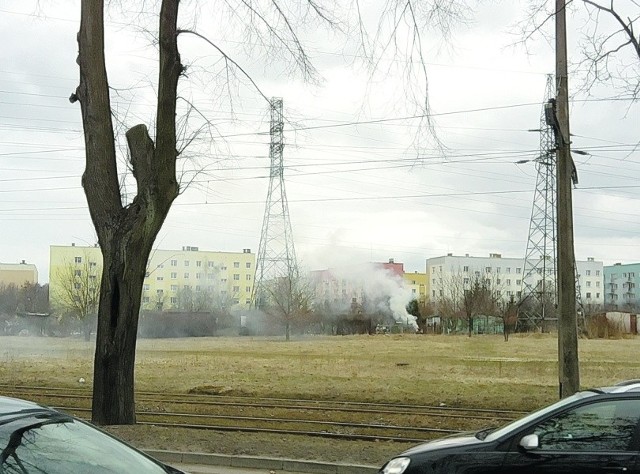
[{"xmin": 0, "ymin": 395, "xmax": 47, "ymax": 416}]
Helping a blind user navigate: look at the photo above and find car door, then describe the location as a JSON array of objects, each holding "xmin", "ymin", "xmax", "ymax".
[{"xmin": 501, "ymin": 398, "xmax": 640, "ymax": 474}]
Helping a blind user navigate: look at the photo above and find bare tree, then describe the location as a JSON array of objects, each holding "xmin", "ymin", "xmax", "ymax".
[
  {"xmin": 578, "ymin": 0, "xmax": 640, "ymax": 99},
  {"xmin": 51, "ymin": 256, "xmax": 101, "ymax": 341},
  {"xmin": 517, "ymin": 0, "xmax": 640, "ymax": 99},
  {"xmin": 262, "ymin": 274, "xmax": 313, "ymax": 341},
  {"xmin": 71, "ymin": 0, "xmax": 471, "ymax": 425}
]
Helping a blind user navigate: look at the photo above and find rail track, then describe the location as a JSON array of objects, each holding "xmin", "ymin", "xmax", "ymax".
[{"xmin": 0, "ymin": 384, "xmax": 528, "ymax": 443}]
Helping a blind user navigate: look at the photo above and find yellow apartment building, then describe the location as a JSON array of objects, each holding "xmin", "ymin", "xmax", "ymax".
[
  {"xmin": 49, "ymin": 244, "xmax": 255, "ymax": 311},
  {"xmin": 403, "ymin": 271, "xmax": 427, "ymax": 304},
  {"xmin": 0, "ymin": 261, "xmax": 38, "ymax": 287}
]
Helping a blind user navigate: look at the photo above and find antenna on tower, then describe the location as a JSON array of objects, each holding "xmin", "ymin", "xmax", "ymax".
[
  {"xmin": 518, "ymin": 75, "xmax": 558, "ymax": 332},
  {"xmin": 252, "ymin": 98, "xmax": 298, "ymax": 309}
]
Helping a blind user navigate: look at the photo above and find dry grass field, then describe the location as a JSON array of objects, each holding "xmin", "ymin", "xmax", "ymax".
[
  {"xmin": 1, "ymin": 333, "xmax": 639, "ymax": 465},
  {"xmin": 2, "ymin": 333, "xmax": 639, "ymax": 409}
]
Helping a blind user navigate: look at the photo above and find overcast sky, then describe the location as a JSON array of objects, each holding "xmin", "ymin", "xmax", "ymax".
[{"xmin": 1, "ymin": 1, "xmax": 638, "ymax": 283}]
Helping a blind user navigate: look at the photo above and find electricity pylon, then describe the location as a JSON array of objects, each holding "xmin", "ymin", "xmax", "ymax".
[
  {"xmin": 252, "ymin": 98, "xmax": 298, "ymax": 309},
  {"xmin": 518, "ymin": 75, "xmax": 558, "ymax": 331},
  {"xmin": 518, "ymin": 76, "xmax": 585, "ymax": 332}
]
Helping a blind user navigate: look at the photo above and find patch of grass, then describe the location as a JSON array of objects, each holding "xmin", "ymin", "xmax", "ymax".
[{"xmin": 2, "ymin": 333, "xmax": 640, "ymax": 411}]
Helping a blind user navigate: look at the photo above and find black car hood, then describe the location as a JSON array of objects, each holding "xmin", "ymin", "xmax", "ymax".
[{"xmin": 402, "ymin": 432, "xmax": 483, "ymax": 456}]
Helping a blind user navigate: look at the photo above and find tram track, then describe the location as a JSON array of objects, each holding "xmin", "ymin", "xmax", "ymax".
[{"xmin": 0, "ymin": 384, "xmax": 526, "ymax": 443}]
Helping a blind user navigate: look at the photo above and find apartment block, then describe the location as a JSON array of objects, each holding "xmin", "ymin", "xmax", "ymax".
[
  {"xmin": 0, "ymin": 261, "xmax": 38, "ymax": 287},
  {"xmin": 426, "ymin": 253, "xmax": 604, "ymax": 308},
  {"xmin": 403, "ymin": 271, "xmax": 427, "ymax": 304},
  {"xmin": 49, "ymin": 244, "xmax": 255, "ymax": 311},
  {"xmin": 604, "ymin": 262, "xmax": 640, "ymax": 311}
]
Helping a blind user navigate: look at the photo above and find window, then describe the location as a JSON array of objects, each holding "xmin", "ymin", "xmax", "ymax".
[
  {"xmin": 246, "ymin": 299, "xmax": 251, "ymax": 304},
  {"xmin": 463, "ymin": 278, "xmax": 469, "ymax": 285},
  {"xmin": 596, "ymin": 293, "xmax": 600, "ymax": 298},
  {"xmin": 496, "ymin": 279, "xmax": 501, "ymax": 285},
  {"xmin": 586, "ymin": 270, "xmax": 591, "ymax": 276},
  {"xmin": 516, "ymin": 267, "xmax": 522, "ymax": 274},
  {"xmin": 170, "ymin": 297, "xmax": 177, "ymax": 304},
  {"xmin": 208, "ymin": 262, "xmax": 214, "ymax": 268},
  {"xmin": 234, "ymin": 262, "xmax": 240, "ymax": 268},
  {"xmin": 184, "ymin": 260, "xmax": 190, "ymax": 267},
  {"xmin": 432, "ymin": 267, "xmax": 436, "ymax": 273},
  {"xmin": 516, "ymin": 279, "xmax": 521, "ymax": 285},
  {"xmin": 208, "ymin": 274, "xmax": 214, "ymax": 280},
  {"xmin": 586, "ymin": 281, "xmax": 591, "ymax": 287},
  {"xmin": 596, "ymin": 270, "xmax": 600, "ymax": 276},
  {"xmin": 432, "ymin": 290, "xmax": 436, "ymax": 298},
  {"xmin": 196, "ymin": 261, "xmax": 202, "ymax": 267},
  {"xmin": 246, "ymin": 262, "xmax": 251, "ymax": 269},
  {"xmin": 74, "ymin": 256, "xmax": 82, "ymax": 264},
  {"xmin": 596, "ymin": 281, "xmax": 600, "ymax": 287},
  {"xmin": 156, "ymin": 289, "xmax": 163, "ymax": 295},
  {"xmin": 171, "ymin": 259, "xmax": 177, "ymax": 266},
  {"xmin": 485, "ymin": 267, "xmax": 492, "ymax": 273},
  {"xmin": 246, "ymin": 286, "xmax": 251, "ymax": 292},
  {"xmin": 184, "ymin": 285, "xmax": 190, "ymax": 290},
  {"xmin": 496, "ymin": 267, "xmax": 501, "ymax": 273},
  {"xmin": 156, "ymin": 276, "xmax": 163, "ymax": 281},
  {"xmin": 171, "ymin": 285, "xmax": 178, "ymax": 291},
  {"xmin": 233, "ymin": 298, "xmax": 240, "ymax": 304},
  {"xmin": 533, "ymin": 399, "xmax": 640, "ymax": 452},
  {"xmin": 184, "ymin": 272, "xmax": 189, "ymax": 279},
  {"xmin": 506, "ymin": 279, "xmax": 511, "ymax": 285},
  {"xmin": 233, "ymin": 286, "xmax": 240, "ymax": 292},
  {"xmin": 196, "ymin": 273, "xmax": 201, "ymax": 279},
  {"xmin": 74, "ymin": 269, "xmax": 82, "ymax": 277},
  {"xmin": 171, "ymin": 272, "xmax": 177, "ymax": 279},
  {"xmin": 142, "ymin": 297, "xmax": 149, "ymax": 303},
  {"xmin": 74, "ymin": 283, "xmax": 81, "ymax": 290},
  {"xmin": 234, "ymin": 274, "xmax": 240, "ymax": 280},
  {"xmin": 246, "ymin": 274, "xmax": 252, "ymax": 281},
  {"xmin": 507, "ymin": 291, "xmax": 512, "ymax": 296},
  {"xmin": 89, "ymin": 262, "xmax": 96, "ymax": 268},
  {"xmin": 143, "ymin": 284, "xmax": 150, "ymax": 291},
  {"xmin": 586, "ymin": 292, "xmax": 591, "ymax": 299},
  {"xmin": 196, "ymin": 286, "xmax": 201, "ymax": 292},
  {"xmin": 506, "ymin": 267, "xmax": 511, "ymax": 273}
]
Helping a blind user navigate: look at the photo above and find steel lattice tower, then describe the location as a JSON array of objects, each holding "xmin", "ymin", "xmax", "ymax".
[
  {"xmin": 518, "ymin": 75, "xmax": 558, "ymax": 331},
  {"xmin": 252, "ymin": 98, "xmax": 298, "ymax": 309}
]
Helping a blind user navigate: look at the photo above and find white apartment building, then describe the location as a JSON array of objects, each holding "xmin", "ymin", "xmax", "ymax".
[{"xmin": 426, "ymin": 253, "xmax": 604, "ymax": 308}]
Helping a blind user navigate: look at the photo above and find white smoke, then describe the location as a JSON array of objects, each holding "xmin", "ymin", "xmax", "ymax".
[{"xmin": 316, "ymin": 261, "xmax": 418, "ymax": 330}]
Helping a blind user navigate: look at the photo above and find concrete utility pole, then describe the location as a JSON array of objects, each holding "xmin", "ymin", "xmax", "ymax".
[{"xmin": 555, "ymin": 0, "xmax": 580, "ymax": 398}]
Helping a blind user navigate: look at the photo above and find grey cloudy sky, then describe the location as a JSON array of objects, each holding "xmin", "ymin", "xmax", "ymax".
[{"xmin": 0, "ymin": 0, "xmax": 638, "ymax": 283}]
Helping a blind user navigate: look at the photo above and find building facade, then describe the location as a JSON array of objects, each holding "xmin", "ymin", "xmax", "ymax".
[
  {"xmin": 403, "ymin": 271, "xmax": 427, "ymax": 304},
  {"xmin": 426, "ymin": 253, "xmax": 604, "ymax": 309},
  {"xmin": 0, "ymin": 261, "xmax": 38, "ymax": 287},
  {"xmin": 604, "ymin": 262, "xmax": 640, "ymax": 311},
  {"xmin": 49, "ymin": 244, "xmax": 256, "ymax": 311}
]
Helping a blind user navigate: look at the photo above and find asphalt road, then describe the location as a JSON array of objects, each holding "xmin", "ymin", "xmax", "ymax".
[{"xmin": 173, "ymin": 464, "xmax": 309, "ymax": 474}]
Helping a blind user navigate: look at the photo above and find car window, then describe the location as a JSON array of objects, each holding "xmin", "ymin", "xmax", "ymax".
[
  {"xmin": 532, "ymin": 399, "xmax": 640, "ymax": 452},
  {"xmin": 0, "ymin": 416, "xmax": 170, "ymax": 473}
]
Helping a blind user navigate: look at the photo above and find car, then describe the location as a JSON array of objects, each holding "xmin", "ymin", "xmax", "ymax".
[
  {"xmin": 0, "ymin": 395, "xmax": 184, "ymax": 473},
  {"xmin": 379, "ymin": 380, "xmax": 640, "ymax": 473}
]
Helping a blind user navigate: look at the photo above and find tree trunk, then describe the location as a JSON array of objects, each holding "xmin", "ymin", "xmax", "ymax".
[{"xmin": 74, "ymin": 0, "xmax": 181, "ymax": 425}]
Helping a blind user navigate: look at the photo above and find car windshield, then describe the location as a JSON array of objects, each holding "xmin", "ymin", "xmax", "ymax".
[
  {"xmin": 0, "ymin": 411, "xmax": 173, "ymax": 474},
  {"xmin": 483, "ymin": 391, "xmax": 599, "ymax": 443}
]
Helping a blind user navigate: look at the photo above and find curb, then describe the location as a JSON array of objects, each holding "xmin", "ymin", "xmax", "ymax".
[{"xmin": 146, "ymin": 449, "xmax": 379, "ymax": 474}]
